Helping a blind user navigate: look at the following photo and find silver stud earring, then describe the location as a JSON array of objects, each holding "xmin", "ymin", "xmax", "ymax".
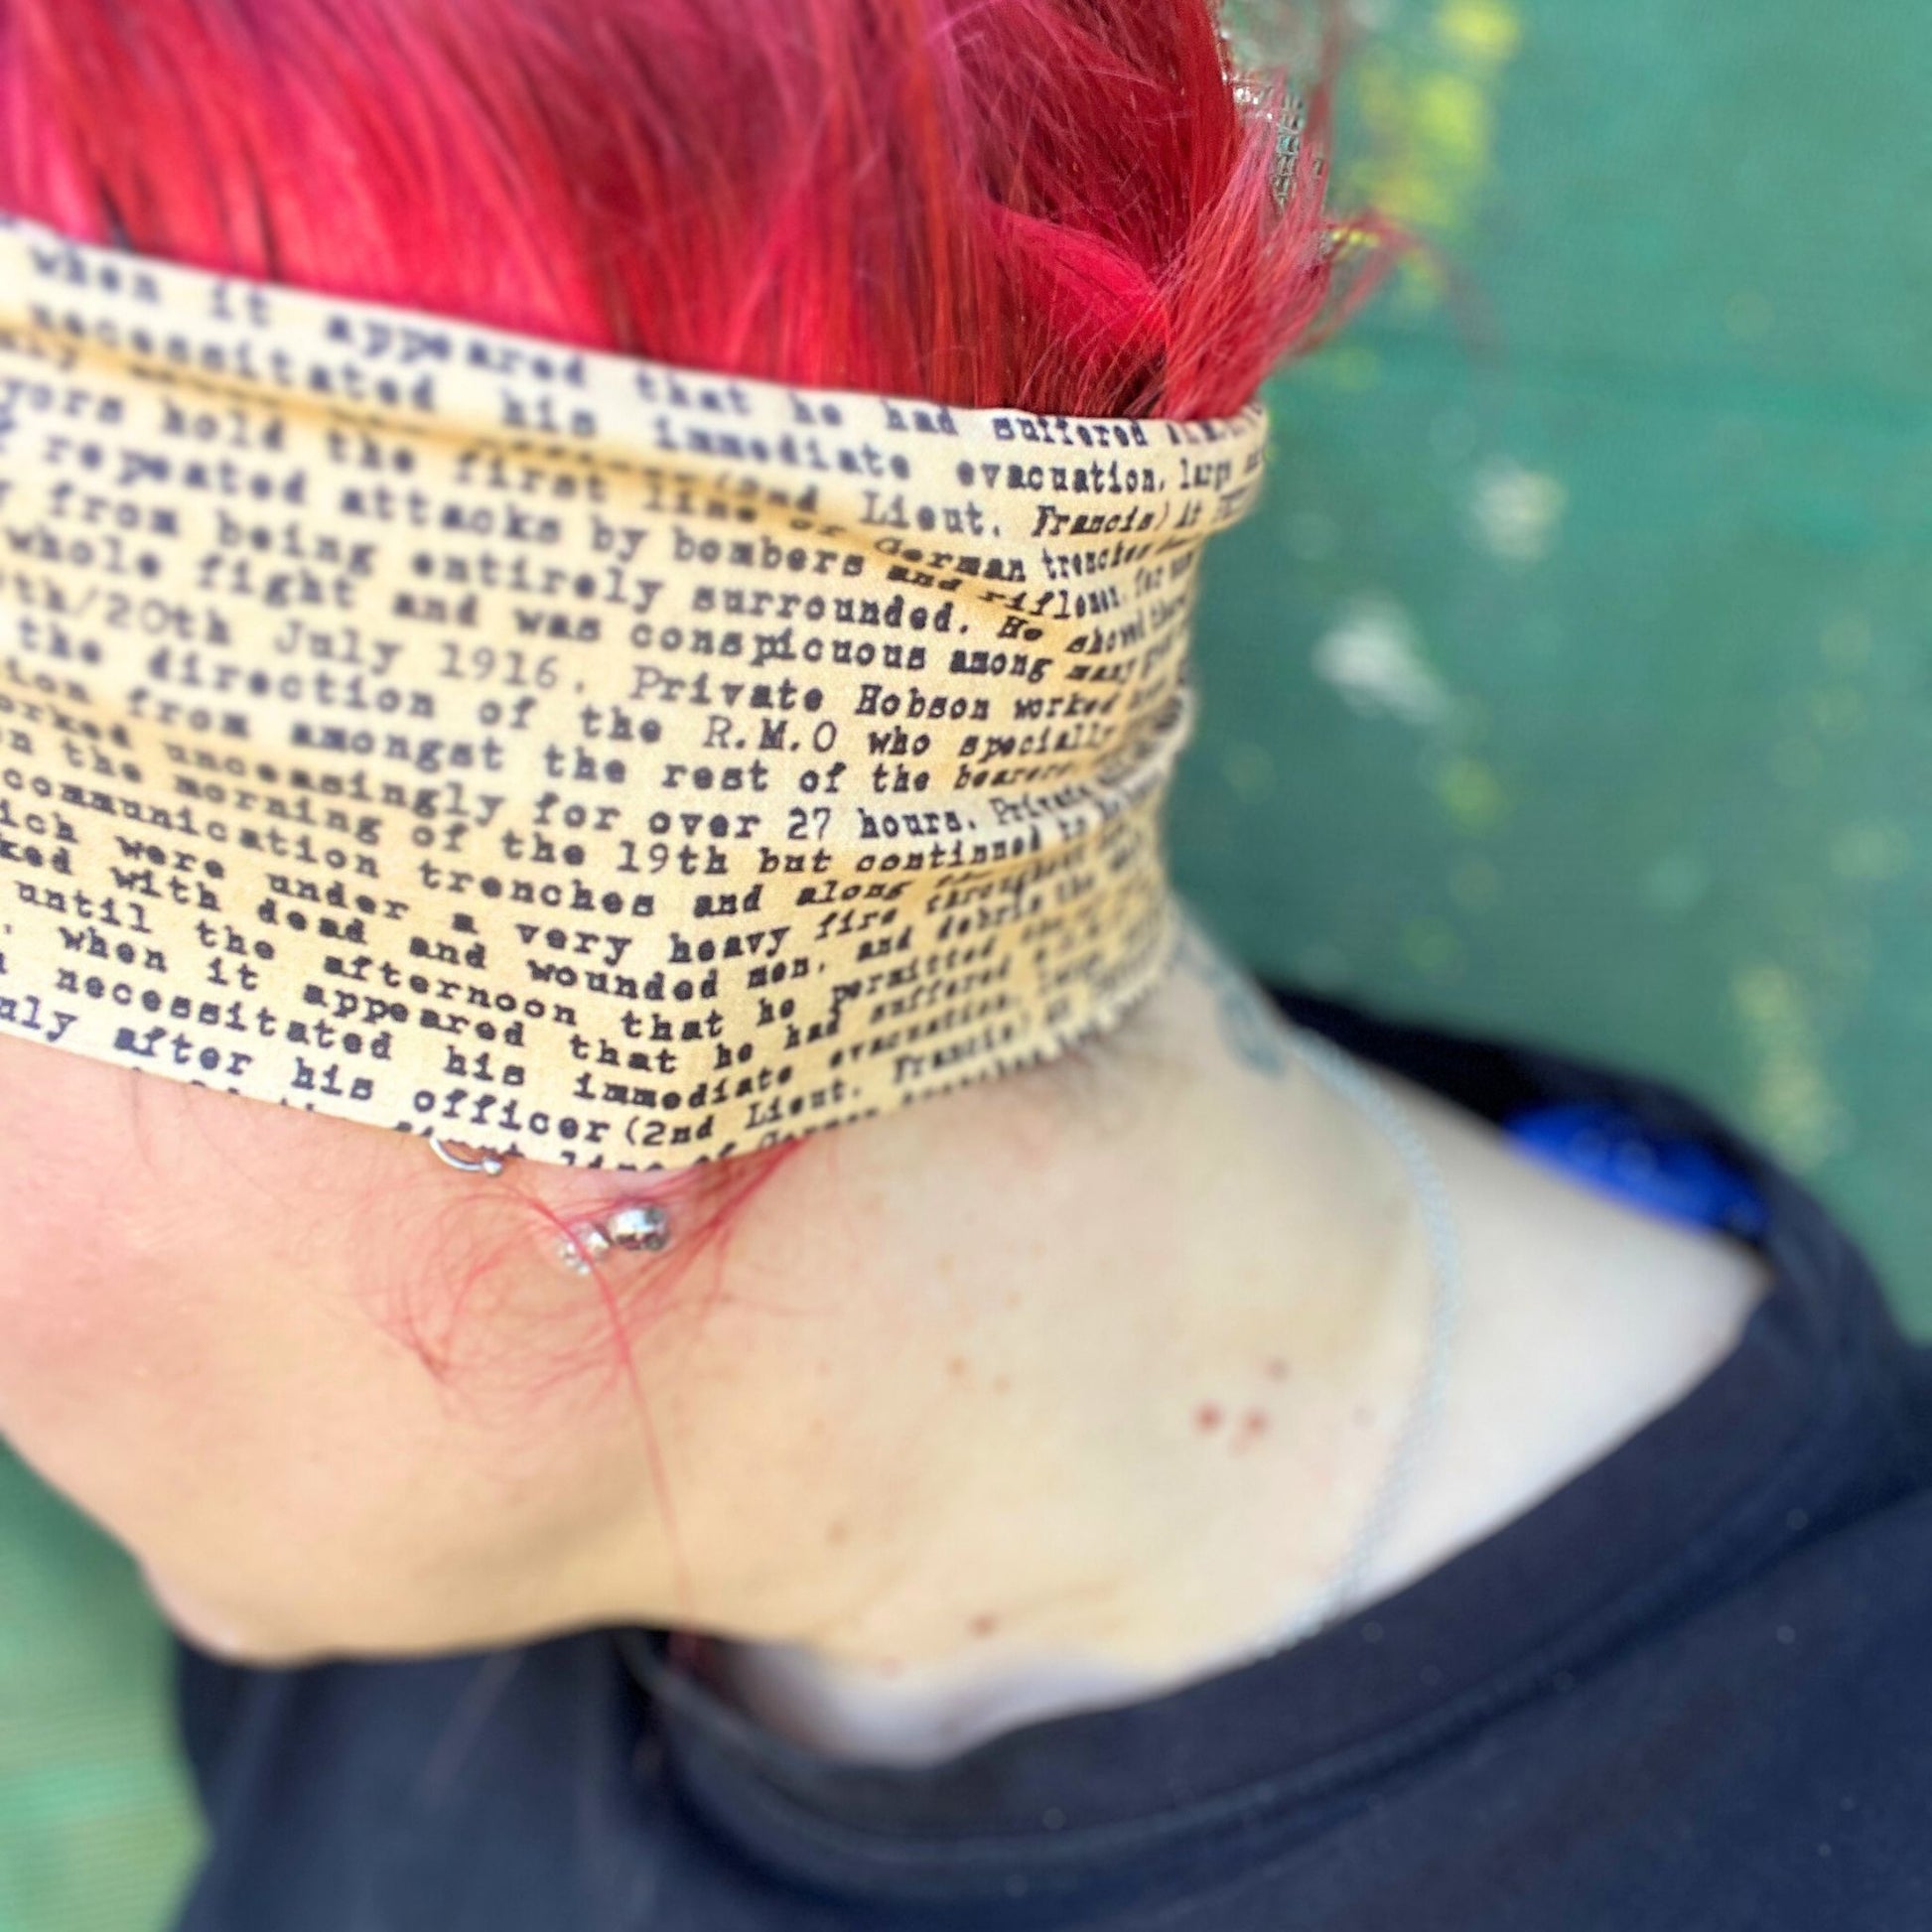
[
  {"xmin": 607, "ymin": 1204, "xmax": 672, "ymax": 1252},
  {"xmin": 557, "ymin": 1203, "xmax": 671, "ymax": 1274}
]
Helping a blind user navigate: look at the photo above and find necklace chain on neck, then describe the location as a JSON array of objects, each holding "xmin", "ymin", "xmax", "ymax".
[{"xmin": 1260, "ymin": 1023, "xmax": 1464, "ymax": 1654}]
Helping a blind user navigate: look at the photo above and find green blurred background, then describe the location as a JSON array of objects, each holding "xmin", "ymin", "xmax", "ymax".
[{"xmin": 4, "ymin": 0, "xmax": 1929, "ymax": 1925}]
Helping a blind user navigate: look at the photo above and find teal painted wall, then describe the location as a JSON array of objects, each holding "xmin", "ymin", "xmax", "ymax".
[
  {"xmin": 3, "ymin": 3, "xmax": 1927, "ymax": 1926},
  {"xmin": 1176, "ymin": 0, "xmax": 1932, "ymax": 1332}
]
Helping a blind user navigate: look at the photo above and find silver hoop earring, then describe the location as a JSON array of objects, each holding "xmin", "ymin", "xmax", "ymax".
[{"xmin": 429, "ymin": 1135, "xmax": 507, "ymax": 1176}]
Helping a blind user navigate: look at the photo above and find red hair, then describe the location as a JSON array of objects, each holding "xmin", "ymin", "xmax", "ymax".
[
  {"xmin": 0, "ymin": 0, "xmax": 1395, "ymax": 415},
  {"xmin": 0, "ymin": 0, "xmax": 1399, "ymax": 1402}
]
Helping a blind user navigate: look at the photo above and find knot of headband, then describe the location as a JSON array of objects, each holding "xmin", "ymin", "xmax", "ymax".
[{"xmin": 0, "ymin": 214, "xmax": 1269, "ymax": 1170}]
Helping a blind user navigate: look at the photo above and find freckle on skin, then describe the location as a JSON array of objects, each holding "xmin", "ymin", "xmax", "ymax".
[
  {"xmin": 1265, "ymin": 1357, "xmax": 1289, "ymax": 1381},
  {"xmin": 1195, "ymin": 1402, "xmax": 1223, "ymax": 1433},
  {"xmin": 947, "ymin": 1355, "xmax": 969, "ymax": 1380},
  {"xmin": 826, "ymin": 1520, "xmax": 848, "ymax": 1545},
  {"xmin": 1241, "ymin": 1408, "xmax": 1269, "ymax": 1436},
  {"xmin": 968, "ymin": 1612, "xmax": 998, "ymax": 1639}
]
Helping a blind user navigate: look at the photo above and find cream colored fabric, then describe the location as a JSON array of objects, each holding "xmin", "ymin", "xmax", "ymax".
[{"xmin": 0, "ymin": 214, "xmax": 1268, "ymax": 1170}]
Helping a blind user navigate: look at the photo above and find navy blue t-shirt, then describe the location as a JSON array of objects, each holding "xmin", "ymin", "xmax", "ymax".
[{"xmin": 171, "ymin": 986, "xmax": 1932, "ymax": 1929}]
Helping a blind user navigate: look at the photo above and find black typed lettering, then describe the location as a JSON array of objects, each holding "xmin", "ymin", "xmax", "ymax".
[
  {"xmin": 325, "ymin": 426, "xmax": 419, "ymax": 474},
  {"xmin": 112, "ymin": 445, "xmax": 306, "ymax": 506},
  {"xmin": 206, "ymin": 275, "xmax": 272, "ymax": 329},
  {"xmin": 512, "ymin": 607, "xmax": 601, "ymax": 642},
  {"xmin": 26, "ymin": 241, "xmax": 162, "ymax": 305},
  {"xmin": 55, "ymin": 921, "xmax": 166, "ymax": 971},
  {"xmin": 391, "ymin": 589, "xmax": 479, "ymax": 626},
  {"xmin": 337, "ymin": 482, "xmax": 434, "ymax": 525},
  {"xmin": 40, "ymin": 477, "xmax": 181, "ymax": 541},
  {"xmin": 407, "ymin": 932, "xmax": 487, "ymax": 971},
  {"xmin": 1181, "ymin": 454, "xmax": 1234, "ymax": 492},
  {"xmin": 574, "ymin": 703, "xmax": 662, "ymax": 747},
  {"xmin": 0, "ymin": 794, "xmax": 79, "ymax": 845},
  {"xmin": 1036, "ymin": 535, "xmax": 1159, "ymax": 582},
  {"xmin": 464, "ymin": 334, "xmax": 583, "ymax": 385},
  {"xmin": 883, "ymin": 560, "xmax": 961, "ymax": 594},
  {"xmin": 260, "ymin": 618, "xmax": 402, "ymax": 677},
  {"xmin": 793, "ymin": 876, "xmax": 906, "ymax": 905},
  {"xmin": 875, "ymin": 529, "xmax": 1008, "ymax": 578},
  {"xmin": 1160, "ymin": 413, "xmax": 1243, "ymax": 445},
  {"xmin": 667, "ymin": 922, "xmax": 789, "ymax": 963},
  {"xmin": 949, "ymin": 645, "xmax": 1049, "ymax": 686},
  {"xmin": 0, "ymin": 371, "xmax": 120, "ymax": 424},
  {"xmin": 855, "ymin": 684, "xmax": 988, "ymax": 723},
  {"xmin": 1029, "ymin": 499, "xmax": 1161, "ymax": 540},
  {"xmin": 855, "ymin": 805, "xmax": 967, "ymax": 841},
  {"xmin": 671, "ymin": 523, "xmax": 856, "ymax": 579},
  {"xmin": 1063, "ymin": 612, "xmax": 1148, "ymax": 657},
  {"xmin": 435, "ymin": 498, "xmax": 561, "ymax": 546},
  {"xmin": 0, "ymin": 991, "xmax": 79, "ymax": 1044},
  {"xmin": 958, "ymin": 719, "xmax": 1108, "ymax": 767},
  {"xmin": 861, "ymin": 491, "xmax": 990, "ymax": 539},
  {"xmin": 631, "ymin": 368, "xmax": 756, "ymax": 416},
  {"xmin": 406, "ymin": 541, "xmax": 643, "ymax": 608},
  {"xmin": 0, "ymin": 824, "xmax": 71, "ymax": 877},
  {"xmin": 785, "ymin": 390, "xmax": 842, "ymax": 427},
  {"xmin": 0, "ymin": 325, "xmax": 79, "ymax": 377},
  {"xmin": 512, "ymin": 922, "xmax": 634, "ymax": 971},
  {"xmin": 988, "ymin": 414, "xmax": 1150, "ymax": 450},
  {"xmin": 589, "ymin": 512, "xmax": 651, "ymax": 567},
  {"xmin": 448, "ymin": 446, "xmax": 611, "ymax": 504},
  {"xmin": 498, "ymin": 388, "xmax": 598, "ymax": 439},
  {"xmin": 879, "ymin": 399, "xmax": 959, "ymax": 436},
  {"xmin": 326, "ymin": 311, "xmax": 454, "ymax": 366},
  {"xmin": 745, "ymin": 1072, "xmax": 851, "ymax": 1133},
  {"xmin": 1, "ymin": 521, "xmax": 155, "ymax": 580},
  {"xmin": 860, "ymin": 490, "xmax": 910, "ymax": 529},
  {"xmin": 1012, "ymin": 689, "xmax": 1119, "ymax": 722},
  {"xmin": 291, "ymin": 1056, "xmax": 378, "ymax": 1102},
  {"xmin": 0, "ymin": 659, "xmax": 96, "ymax": 712},
  {"xmin": 440, "ymin": 1043, "xmax": 525, "ymax": 1086},
  {"xmin": 159, "ymin": 396, "xmax": 287, "ymax": 455},
  {"xmin": 530, "ymin": 958, "xmax": 716, "ymax": 1008},
  {"xmin": 207, "ymin": 506, "xmax": 376, "ymax": 577}
]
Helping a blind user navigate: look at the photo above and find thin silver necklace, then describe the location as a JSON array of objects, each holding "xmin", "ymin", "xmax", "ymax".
[{"xmin": 1258, "ymin": 1022, "xmax": 1465, "ymax": 1654}]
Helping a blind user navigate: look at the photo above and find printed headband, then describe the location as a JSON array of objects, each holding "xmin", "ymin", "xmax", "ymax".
[{"xmin": 0, "ymin": 213, "xmax": 1269, "ymax": 1170}]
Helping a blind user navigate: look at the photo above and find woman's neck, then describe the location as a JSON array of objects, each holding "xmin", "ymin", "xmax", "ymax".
[{"xmin": 615, "ymin": 910, "xmax": 1770, "ymax": 1765}]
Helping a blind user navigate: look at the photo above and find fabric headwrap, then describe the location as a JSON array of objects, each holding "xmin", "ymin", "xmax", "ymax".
[{"xmin": 0, "ymin": 215, "xmax": 1269, "ymax": 1170}]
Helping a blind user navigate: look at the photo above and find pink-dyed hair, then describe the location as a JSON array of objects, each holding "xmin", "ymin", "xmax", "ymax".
[
  {"xmin": 0, "ymin": 0, "xmax": 1400, "ymax": 1401},
  {"xmin": 0, "ymin": 0, "xmax": 1394, "ymax": 410}
]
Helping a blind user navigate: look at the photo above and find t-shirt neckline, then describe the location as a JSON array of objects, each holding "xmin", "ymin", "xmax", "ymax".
[{"xmin": 617, "ymin": 985, "xmax": 1918, "ymax": 1905}]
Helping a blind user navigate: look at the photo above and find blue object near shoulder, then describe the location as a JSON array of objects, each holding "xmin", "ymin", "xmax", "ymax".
[{"xmin": 1503, "ymin": 1100, "xmax": 1770, "ymax": 1241}]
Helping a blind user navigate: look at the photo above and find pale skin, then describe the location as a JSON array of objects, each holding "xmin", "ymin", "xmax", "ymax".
[{"xmin": 0, "ymin": 901, "xmax": 1769, "ymax": 1764}]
